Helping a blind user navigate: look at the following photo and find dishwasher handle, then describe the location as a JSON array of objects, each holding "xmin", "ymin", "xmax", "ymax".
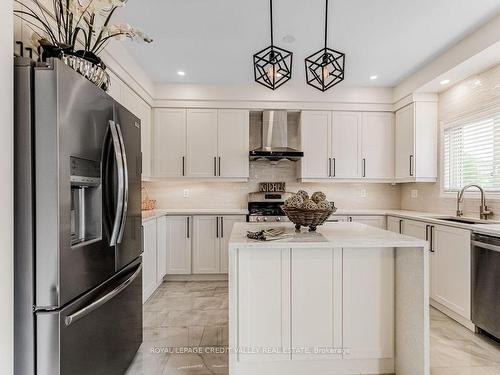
[{"xmin": 471, "ymin": 240, "xmax": 500, "ymax": 253}]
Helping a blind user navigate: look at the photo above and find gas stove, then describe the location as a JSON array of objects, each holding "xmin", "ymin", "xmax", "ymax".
[{"xmin": 247, "ymin": 191, "xmax": 293, "ymax": 223}]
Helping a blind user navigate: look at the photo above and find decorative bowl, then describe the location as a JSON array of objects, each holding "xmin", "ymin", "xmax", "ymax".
[{"xmin": 281, "ymin": 205, "xmax": 337, "ymax": 231}]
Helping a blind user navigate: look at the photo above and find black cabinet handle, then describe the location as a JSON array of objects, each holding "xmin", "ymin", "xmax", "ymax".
[
  {"xmin": 429, "ymin": 226, "xmax": 435, "ymax": 252},
  {"xmin": 218, "ymin": 157, "xmax": 221, "ymax": 177},
  {"xmin": 332, "ymin": 158, "xmax": 336, "ymax": 177},
  {"xmin": 214, "ymin": 157, "xmax": 217, "ymax": 176},
  {"xmin": 328, "ymin": 158, "xmax": 332, "ymax": 177},
  {"xmin": 221, "ymin": 217, "xmax": 224, "ymax": 238},
  {"xmin": 409, "ymin": 155, "xmax": 414, "ymax": 177},
  {"xmin": 186, "ymin": 217, "xmax": 190, "ymax": 239},
  {"xmin": 182, "ymin": 156, "xmax": 185, "ymax": 176},
  {"xmin": 399, "ymin": 219, "xmax": 403, "ymax": 234},
  {"xmin": 362, "ymin": 158, "xmax": 366, "ymax": 178}
]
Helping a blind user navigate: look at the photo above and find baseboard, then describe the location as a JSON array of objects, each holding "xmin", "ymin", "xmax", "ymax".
[
  {"xmin": 430, "ymin": 299, "xmax": 475, "ymax": 331},
  {"xmin": 164, "ymin": 274, "xmax": 228, "ymax": 282}
]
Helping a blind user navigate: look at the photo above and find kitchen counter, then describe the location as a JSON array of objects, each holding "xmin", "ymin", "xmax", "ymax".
[
  {"xmin": 229, "ymin": 221, "xmax": 427, "ymax": 249},
  {"xmin": 228, "ymin": 222, "xmax": 429, "ymax": 375},
  {"xmin": 142, "ymin": 208, "xmax": 249, "ymax": 222}
]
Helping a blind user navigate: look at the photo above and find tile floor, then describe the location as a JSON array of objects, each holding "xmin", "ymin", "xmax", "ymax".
[{"xmin": 126, "ymin": 281, "xmax": 500, "ymax": 375}]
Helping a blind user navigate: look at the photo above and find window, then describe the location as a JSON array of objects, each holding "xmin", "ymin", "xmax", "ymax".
[{"xmin": 443, "ymin": 114, "xmax": 500, "ymax": 192}]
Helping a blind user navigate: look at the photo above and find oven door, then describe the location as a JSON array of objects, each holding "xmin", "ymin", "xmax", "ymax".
[
  {"xmin": 471, "ymin": 233, "xmax": 500, "ymax": 339},
  {"xmin": 36, "ymin": 259, "xmax": 143, "ymax": 375}
]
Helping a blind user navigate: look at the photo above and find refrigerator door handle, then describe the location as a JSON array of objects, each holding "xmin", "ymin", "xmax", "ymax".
[
  {"xmin": 64, "ymin": 263, "xmax": 142, "ymax": 327},
  {"xmin": 108, "ymin": 121, "xmax": 125, "ymax": 246},
  {"xmin": 115, "ymin": 123, "xmax": 129, "ymax": 244}
]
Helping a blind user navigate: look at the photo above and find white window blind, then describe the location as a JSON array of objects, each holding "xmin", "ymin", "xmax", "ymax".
[{"xmin": 443, "ymin": 113, "xmax": 500, "ymax": 192}]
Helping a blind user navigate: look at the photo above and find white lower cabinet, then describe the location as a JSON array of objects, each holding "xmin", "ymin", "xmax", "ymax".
[
  {"xmin": 349, "ymin": 215, "xmax": 387, "ymax": 229},
  {"xmin": 387, "ymin": 216, "xmax": 403, "ymax": 233},
  {"xmin": 394, "ymin": 217, "xmax": 472, "ymax": 323},
  {"xmin": 193, "ymin": 216, "xmax": 220, "ymax": 274},
  {"xmin": 156, "ymin": 216, "xmax": 168, "ymax": 283},
  {"xmin": 166, "ymin": 216, "xmax": 192, "ymax": 274},
  {"xmin": 193, "ymin": 215, "xmax": 246, "ymax": 274},
  {"xmin": 142, "ymin": 219, "xmax": 158, "ymax": 302},
  {"xmin": 431, "ymin": 224, "xmax": 471, "ymax": 320}
]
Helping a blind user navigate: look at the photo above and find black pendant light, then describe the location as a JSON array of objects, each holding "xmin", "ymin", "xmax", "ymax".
[
  {"xmin": 253, "ymin": 0, "xmax": 293, "ymax": 90},
  {"xmin": 305, "ymin": 0, "xmax": 345, "ymax": 91}
]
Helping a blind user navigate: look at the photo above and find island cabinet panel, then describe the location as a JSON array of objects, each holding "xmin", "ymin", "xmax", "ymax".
[
  {"xmin": 291, "ymin": 248, "xmax": 343, "ymax": 360},
  {"xmin": 237, "ymin": 248, "xmax": 290, "ymax": 362},
  {"xmin": 343, "ymin": 247, "xmax": 394, "ymax": 360},
  {"xmin": 142, "ymin": 219, "xmax": 158, "ymax": 303}
]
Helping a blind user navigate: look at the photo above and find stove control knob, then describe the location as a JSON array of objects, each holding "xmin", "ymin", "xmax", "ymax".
[
  {"xmin": 263, "ymin": 217, "xmax": 268, "ymax": 222},
  {"xmin": 256, "ymin": 217, "xmax": 262, "ymax": 222},
  {"xmin": 276, "ymin": 217, "xmax": 281, "ymax": 222}
]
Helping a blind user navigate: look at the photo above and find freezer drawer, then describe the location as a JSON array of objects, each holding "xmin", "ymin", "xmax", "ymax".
[{"xmin": 36, "ymin": 260, "xmax": 143, "ymax": 375}]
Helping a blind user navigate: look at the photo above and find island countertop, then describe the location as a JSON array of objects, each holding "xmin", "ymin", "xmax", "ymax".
[{"xmin": 229, "ymin": 222, "xmax": 428, "ymax": 249}]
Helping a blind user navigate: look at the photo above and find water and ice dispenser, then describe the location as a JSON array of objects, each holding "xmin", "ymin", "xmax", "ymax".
[{"xmin": 70, "ymin": 156, "xmax": 102, "ymax": 247}]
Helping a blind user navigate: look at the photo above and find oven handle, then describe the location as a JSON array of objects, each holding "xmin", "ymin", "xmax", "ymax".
[
  {"xmin": 64, "ymin": 263, "xmax": 142, "ymax": 327},
  {"xmin": 471, "ymin": 240, "xmax": 500, "ymax": 253}
]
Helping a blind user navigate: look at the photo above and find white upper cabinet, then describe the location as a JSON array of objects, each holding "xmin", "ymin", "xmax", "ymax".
[
  {"xmin": 299, "ymin": 111, "xmax": 331, "ymax": 179},
  {"xmin": 152, "ymin": 108, "xmax": 249, "ymax": 179},
  {"xmin": 109, "ymin": 76, "xmax": 153, "ymax": 179},
  {"xmin": 331, "ymin": 112, "xmax": 361, "ymax": 179},
  {"xmin": 153, "ymin": 109, "xmax": 187, "ymax": 178},
  {"xmin": 217, "ymin": 110, "xmax": 250, "ymax": 178},
  {"xmin": 300, "ymin": 111, "xmax": 394, "ymax": 181},
  {"xmin": 186, "ymin": 109, "xmax": 219, "ymax": 177},
  {"xmin": 361, "ymin": 112, "xmax": 394, "ymax": 180},
  {"xmin": 395, "ymin": 102, "xmax": 437, "ymax": 182}
]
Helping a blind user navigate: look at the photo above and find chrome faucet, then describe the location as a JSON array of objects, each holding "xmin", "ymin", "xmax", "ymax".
[{"xmin": 456, "ymin": 184, "xmax": 493, "ymax": 220}]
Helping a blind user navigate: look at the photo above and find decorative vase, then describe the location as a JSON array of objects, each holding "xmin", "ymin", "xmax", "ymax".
[{"xmin": 61, "ymin": 53, "xmax": 111, "ymax": 91}]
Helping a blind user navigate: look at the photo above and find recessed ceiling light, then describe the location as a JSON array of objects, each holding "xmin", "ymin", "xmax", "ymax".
[
  {"xmin": 440, "ymin": 79, "xmax": 450, "ymax": 85},
  {"xmin": 282, "ymin": 35, "xmax": 295, "ymax": 43},
  {"xmin": 370, "ymin": 75, "xmax": 378, "ymax": 80},
  {"xmin": 177, "ymin": 71, "xmax": 186, "ymax": 76}
]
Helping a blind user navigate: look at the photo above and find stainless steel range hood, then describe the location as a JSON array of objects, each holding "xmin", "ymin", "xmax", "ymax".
[{"xmin": 249, "ymin": 110, "xmax": 304, "ymax": 161}]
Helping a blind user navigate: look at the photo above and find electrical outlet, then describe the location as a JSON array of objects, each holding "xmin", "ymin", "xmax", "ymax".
[
  {"xmin": 411, "ymin": 189, "xmax": 418, "ymax": 199},
  {"xmin": 360, "ymin": 189, "xmax": 367, "ymax": 198},
  {"xmin": 183, "ymin": 189, "xmax": 189, "ymax": 198}
]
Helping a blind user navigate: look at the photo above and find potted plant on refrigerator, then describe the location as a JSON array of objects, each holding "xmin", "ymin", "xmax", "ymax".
[{"xmin": 14, "ymin": 0, "xmax": 153, "ymax": 90}]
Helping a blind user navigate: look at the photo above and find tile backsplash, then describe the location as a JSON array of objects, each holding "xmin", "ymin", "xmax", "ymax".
[{"xmin": 144, "ymin": 160, "xmax": 401, "ymax": 210}]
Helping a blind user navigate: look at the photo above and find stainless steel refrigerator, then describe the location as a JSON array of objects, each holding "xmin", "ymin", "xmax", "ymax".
[{"xmin": 14, "ymin": 57, "xmax": 143, "ymax": 375}]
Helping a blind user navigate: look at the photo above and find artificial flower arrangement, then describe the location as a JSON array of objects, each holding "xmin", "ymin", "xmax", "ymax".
[{"xmin": 14, "ymin": 0, "xmax": 152, "ymax": 89}]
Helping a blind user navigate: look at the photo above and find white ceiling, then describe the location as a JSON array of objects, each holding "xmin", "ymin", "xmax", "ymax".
[{"xmin": 119, "ymin": 0, "xmax": 500, "ymax": 87}]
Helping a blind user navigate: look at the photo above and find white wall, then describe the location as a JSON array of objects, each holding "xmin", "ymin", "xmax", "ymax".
[
  {"xmin": 401, "ymin": 63, "xmax": 500, "ymax": 219},
  {"xmin": 1, "ymin": 2, "xmax": 14, "ymax": 375},
  {"xmin": 145, "ymin": 161, "xmax": 401, "ymax": 211}
]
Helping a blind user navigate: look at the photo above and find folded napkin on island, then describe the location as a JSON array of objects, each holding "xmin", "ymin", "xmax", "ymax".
[{"xmin": 246, "ymin": 228, "xmax": 293, "ymax": 241}]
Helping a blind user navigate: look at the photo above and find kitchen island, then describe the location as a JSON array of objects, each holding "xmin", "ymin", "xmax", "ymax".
[{"xmin": 228, "ymin": 222, "xmax": 429, "ymax": 375}]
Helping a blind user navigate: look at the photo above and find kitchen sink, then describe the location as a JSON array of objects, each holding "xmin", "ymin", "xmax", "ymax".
[{"xmin": 428, "ymin": 216, "xmax": 500, "ymax": 225}]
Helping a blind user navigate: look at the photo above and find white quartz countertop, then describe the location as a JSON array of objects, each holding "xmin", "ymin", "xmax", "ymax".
[
  {"xmin": 142, "ymin": 208, "xmax": 249, "ymax": 222},
  {"xmin": 229, "ymin": 222, "xmax": 428, "ymax": 249}
]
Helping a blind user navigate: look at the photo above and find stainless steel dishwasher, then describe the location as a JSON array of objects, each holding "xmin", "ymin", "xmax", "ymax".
[{"xmin": 471, "ymin": 233, "xmax": 500, "ymax": 340}]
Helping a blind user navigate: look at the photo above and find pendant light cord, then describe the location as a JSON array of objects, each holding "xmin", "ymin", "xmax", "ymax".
[
  {"xmin": 270, "ymin": 0, "xmax": 274, "ymax": 46},
  {"xmin": 324, "ymin": 0, "xmax": 329, "ymax": 49}
]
